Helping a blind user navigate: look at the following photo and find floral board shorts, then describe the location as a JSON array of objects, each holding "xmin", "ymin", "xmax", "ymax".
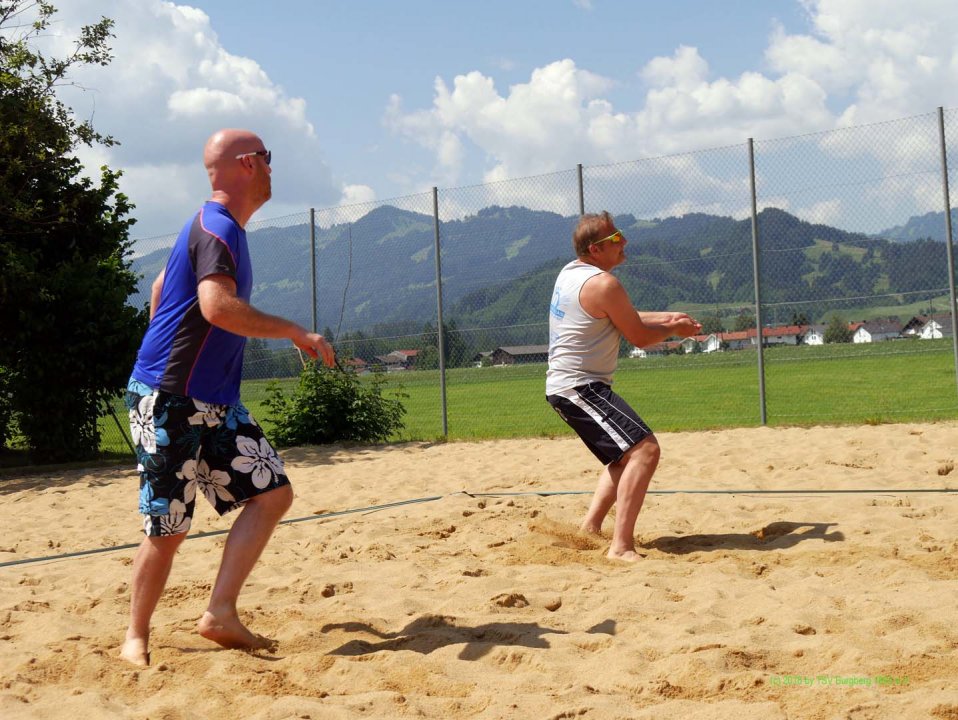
[{"xmin": 125, "ymin": 379, "xmax": 290, "ymax": 536}]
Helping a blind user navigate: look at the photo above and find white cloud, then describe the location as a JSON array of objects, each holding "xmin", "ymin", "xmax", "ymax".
[
  {"xmin": 641, "ymin": 45, "xmax": 709, "ymax": 90},
  {"xmin": 339, "ymin": 184, "xmax": 377, "ymax": 206},
  {"xmin": 45, "ymin": 0, "xmax": 340, "ymax": 239},
  {"xmin": 797, "ymin": 199, "xmax": 843, "ymax": 226},
  {"xmin": 387, "ymin": 59, "xmax": 617, "ymax": 187},
  {"xmin": 767, "ymin": 0, "xmax": 958, "ymax": 124},
  {"xmin": 31, "ymin": 0, "xmax": 958, "ymax": 240},
  {"xmin": 384, "ymin": 0, "xmax": 958, "ymax": 230}
]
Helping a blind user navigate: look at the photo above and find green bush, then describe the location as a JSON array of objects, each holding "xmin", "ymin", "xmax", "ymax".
[
  {"xmin": 0, "ymin": 366, "xmax": 14, "ymax": 450},
  {"xmin": 263, "ymin": 364, "xmax": 406, "ymax": 446}
]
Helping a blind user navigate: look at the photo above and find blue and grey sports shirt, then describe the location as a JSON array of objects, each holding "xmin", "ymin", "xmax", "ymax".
[{"xmin": 131, "ymin": 201, "xmax": 252, "ymax": 405}]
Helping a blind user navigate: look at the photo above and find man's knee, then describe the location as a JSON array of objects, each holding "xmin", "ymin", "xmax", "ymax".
[
  {"xmin": 623, "ymin": 435, "xmax": 660, "ymax": 466},
  {"xmin": 250, "ymin": 483, "xmax": 294, "ymax": 515},
  {"xmin": 145, "ymin": 531, "xmax": 187, "ymax": 555}
]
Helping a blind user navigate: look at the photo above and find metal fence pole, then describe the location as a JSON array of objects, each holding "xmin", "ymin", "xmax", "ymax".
[
  {"xmin": 310, "ymin": 208, "xmax": 317, "ymax": 334},
  {"xmin": 577, "ymin": 163, "xmax": 585, "ymax": 215},
  {"xmin": 748, "ymin": 138, "xmax": 768, "ymax": 425},
  {"xmin": 105, "ymin": 399, "xmax": 136, "ymax": 457},
  {"xmin": 432, "ymin": 187, "xmax": 448, "ymax": 437},
  {"xmin": 938, "ymin": 107, "xmax": 958, "ymax": 398}
]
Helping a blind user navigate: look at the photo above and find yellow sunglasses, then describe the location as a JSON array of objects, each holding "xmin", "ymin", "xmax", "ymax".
[{"xmin": 591, "ymin": 230, "xmax": 624, "ymax": 247}]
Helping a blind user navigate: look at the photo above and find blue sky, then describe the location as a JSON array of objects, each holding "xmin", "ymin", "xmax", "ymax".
[
  {"xmin": 35, "ymin": 1, "xmax": 958, "ymax": 240},
  {"xmin": 191, "ymin": 0, "xmax": 810, "ymax": 187}
]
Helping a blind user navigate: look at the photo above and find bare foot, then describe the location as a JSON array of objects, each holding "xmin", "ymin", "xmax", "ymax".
[
  {"xmin": 119, "ymin": 636, "xmax": 150, "ymax": 666},
  {"xmin": 607, "ymin": 548, "xmax": 644, "ymax": 562},
  {"xmin": 579, "ymin": 523, "xmax": 603, "ymax": 536},
  {"xmin": 197, "ymin": 610, "xmax": 275, "ymax": 650}
]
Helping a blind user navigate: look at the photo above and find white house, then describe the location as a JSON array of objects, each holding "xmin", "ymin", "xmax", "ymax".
[
  {"xmin": 904, "ymin": 314, "xmax": 951, "ymax": 338},
  {"xmin": 640, "ymin": 340, "xmax": 684, "ymax": 356},
  {"xmin": 760, "ymin": 324, "xmax": 806, "ymax": 346},
  {"xmin": 694, "ymin": 334, "xmax": 722, "ymax": 353},
  {"xmin": 918, "ymin": 318, "xmax": 953, "ymax": 339},
  {"xmin": 719, "ymin": 330, "xmax": 752, "ymax": 350},
  {"xmin": 374, "ymin": 349, "xmax": 419, "ymax": 371},
  {"xmin": 803, "ymin": 325, "xmax": 826, "ymax": 345},
  {"xmin": 853, "ymin": 319, "xmax": 902, "ymax": 343}
]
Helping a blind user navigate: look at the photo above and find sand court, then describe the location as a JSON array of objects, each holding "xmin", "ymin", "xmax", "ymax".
[{"xmin": 2, "ymin": 422, "xmax": 958, "ymax": 719}]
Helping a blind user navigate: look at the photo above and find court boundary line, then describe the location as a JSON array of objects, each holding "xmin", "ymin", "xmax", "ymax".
[{"xmin": 1, "ymin": 487, "xmax": 954, "ymax": 569}]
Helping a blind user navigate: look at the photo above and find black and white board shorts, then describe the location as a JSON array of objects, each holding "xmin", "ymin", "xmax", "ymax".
[{"xmin": 546, "ymin": 382, "xmax": 653, "ymax": 465}]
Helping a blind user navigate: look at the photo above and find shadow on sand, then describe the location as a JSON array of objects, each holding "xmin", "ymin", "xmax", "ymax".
[
  {"xmin": 322, "ymin": 614, "xmax": 613, "ymax": 661},
  {"xmin": 644, "ymin": 521, "xmax": 844, "ymax": 555}
]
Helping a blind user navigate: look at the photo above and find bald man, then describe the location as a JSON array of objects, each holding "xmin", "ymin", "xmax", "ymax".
[{"xmin": 121, "ymin": 129, "xmax": 334, "ymax": 666}]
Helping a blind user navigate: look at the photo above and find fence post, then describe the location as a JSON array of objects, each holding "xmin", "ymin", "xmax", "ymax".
[
  {"xmin": 748, "ymin": 138, "xmax": 768, "ymax": 425},
  {"xmin": 310, "ymin": 208, "xmax": 317, "ymax": 334},
  {"xmin": 432, "ymin": 187, "xmax": 448, "ymax": 437},
  {"xmin": 938, "ymin": 107, "xmax": 958, "ymax": 398},
  {"xmin": 105, "ymin": 399, "xmax": 136, "ymax": 457},
  {"xmin": 577, "ymin": 163, "xmax": 585, "ymax": 215}
]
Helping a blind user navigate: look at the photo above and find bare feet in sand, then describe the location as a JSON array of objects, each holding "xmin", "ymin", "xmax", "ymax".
[
  {"xmin": 607, "ymin": 548, "xmax": 644, "ymax": 562},
  {"xmin": 119, "ymin": 636, "xmax": 150, "ymax": 666},
  {"xmin": 197, "ymin": 610, "xmax": 275, "ymax": 650}
]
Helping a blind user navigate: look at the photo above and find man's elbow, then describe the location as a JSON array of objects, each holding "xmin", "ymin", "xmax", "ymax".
[{"xmin": 199, "ymin": 298, "xmax": 230, "ymax": 328}]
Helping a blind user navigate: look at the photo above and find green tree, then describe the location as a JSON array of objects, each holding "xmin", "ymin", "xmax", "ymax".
[
  {"xmin": 0, "ymin": 2, "xmax": 145, "ymax": 461},
  {"xmin": 443, "ymin": 319, "xmax": 470, "ymax": 368},
  {"xmin": 416, "ymin": 320, "xmax": 471, "ymax": 369},
  {"xmin": 824, "ymin": 314, "xmax": 853, "ymax": 344},
  {"xmin": 700, "ymin": 315, "xmax": 724, "ymax": 334},
  {"xmin": 243, "ymin": 338, "xmax": 274, "ymax": 380},
  {"xmin": 733, "ymin": 313, "xmax": 756, "ymax": 332}
]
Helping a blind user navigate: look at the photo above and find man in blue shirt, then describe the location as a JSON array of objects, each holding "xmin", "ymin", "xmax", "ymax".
[{"xmin": 121, "ymin": 129, "xmax": 335, "ymax": 666}]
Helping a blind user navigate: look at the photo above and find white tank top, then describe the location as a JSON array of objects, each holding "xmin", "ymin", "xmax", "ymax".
[{"xmin": 546, "ymin": 260, "xmax": 621, "ymax": 395}]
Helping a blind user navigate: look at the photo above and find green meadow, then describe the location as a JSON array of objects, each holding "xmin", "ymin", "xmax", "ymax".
[{"xmin": 98, "ymin": 339, "xmax": 958, "ymax": 455}]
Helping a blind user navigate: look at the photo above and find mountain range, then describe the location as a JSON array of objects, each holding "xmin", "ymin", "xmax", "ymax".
[
  {"xmin": 877, "ymin": 209, "xmax": 958, "ymax": 243},
  {"xmin": 130, "ymin": 205, "xmax": 955, "ymax": 344}
]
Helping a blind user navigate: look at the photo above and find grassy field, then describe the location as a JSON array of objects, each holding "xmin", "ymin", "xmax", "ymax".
[
  {"xmin": 96, "ymin": 339, "xmax": 958, "ymax": 455},
  {"xmin": 673, "ymin": 293, "xmax": 952, "ymax": 324}
]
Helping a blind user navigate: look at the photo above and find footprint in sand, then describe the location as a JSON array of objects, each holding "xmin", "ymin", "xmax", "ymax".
[{"xmin": 529, "ymin": 518, "xmax": 604, "ymax": 551}]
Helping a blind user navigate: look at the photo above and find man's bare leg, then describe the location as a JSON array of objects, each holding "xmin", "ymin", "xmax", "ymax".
[
  {"xmin": 197, "ymin": 483, "xmax": 293, "ymax": 649},
  {"xmin": 608, "ymin": 436, "xmax": 660, "ymax": 562},
  {"xmin": 121, "ymin": 532, "xmax": 187, "ymax": 666},
  {"xmin": 581, "ymin": 464, "xmax": 617, "ymax": 534}
]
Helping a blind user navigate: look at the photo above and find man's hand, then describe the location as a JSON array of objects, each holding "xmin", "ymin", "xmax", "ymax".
[
  {"xmin": 293, "ymin": 331, "xmax": 336, "ymax": 367},
  {"xmin": 665, "ymin": 313, "xmax": 702, "ymax": 338}
]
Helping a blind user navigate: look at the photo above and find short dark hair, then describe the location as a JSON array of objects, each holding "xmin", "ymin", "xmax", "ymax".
[{"xmin": 572, "ymin": 211, "xmax": 616, "ymax": 256}]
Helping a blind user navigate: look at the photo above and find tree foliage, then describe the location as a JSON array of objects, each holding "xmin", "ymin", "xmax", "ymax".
[
  {"xmin": 733, "ymin": 313, "xmax": 756, "ymax": 332},
  {"xmin": 0, "ymin": 2, "xmax": 145, "ymax": 461},
  {"xmin": 699, "ymin": 315, "xmax": 725, "ymax": 334},
  {"xmin": 242, "ymin": 338, "xmax": 301, "ymax": 380},
  {"xmin": 824, "ymin": 314, "xmax": 853, "ymax": 344},
  {"xmin": 416, "ymin": 320, "xmax": 471, "ymax": 370},
  {"xmin": 263, "ymin": 364, "xmax": 406, "ymax": 446}
]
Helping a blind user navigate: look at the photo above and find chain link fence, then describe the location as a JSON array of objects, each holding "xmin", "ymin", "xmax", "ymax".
[{"xmin": 94, "ymin": 107, "xmax": 958, "ymax": 455}]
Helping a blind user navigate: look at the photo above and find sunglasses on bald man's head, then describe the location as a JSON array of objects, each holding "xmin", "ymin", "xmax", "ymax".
[
  {"xmin": 591, "ymin": 230, "xmax": 624, "ymax": 247},
  {"xmin": 235, "ymin": 149, "xmax": 271, "ymax": 166}
]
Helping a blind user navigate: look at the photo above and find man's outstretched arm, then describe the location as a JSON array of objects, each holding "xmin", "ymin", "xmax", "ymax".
[
  {"xmin": 582, "ymin": 274, "xmax": 701, "ymax": 347},
  {"xmin": 149, "ymin": 269, "xmax": 166, "ymax": 321},
  {"xmin": 197, "ymin": 274, "xmax": 335, "ymax": 366}
]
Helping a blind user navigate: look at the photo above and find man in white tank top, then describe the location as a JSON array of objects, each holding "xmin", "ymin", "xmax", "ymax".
[{"xmin": 546, "ymin": 212, "xmax": 701, "ymax": 561}]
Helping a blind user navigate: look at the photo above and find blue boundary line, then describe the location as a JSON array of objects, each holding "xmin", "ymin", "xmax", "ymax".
[{"xmin": 1, "ymin": 487, "xmax": 954, "ymax": 569}]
